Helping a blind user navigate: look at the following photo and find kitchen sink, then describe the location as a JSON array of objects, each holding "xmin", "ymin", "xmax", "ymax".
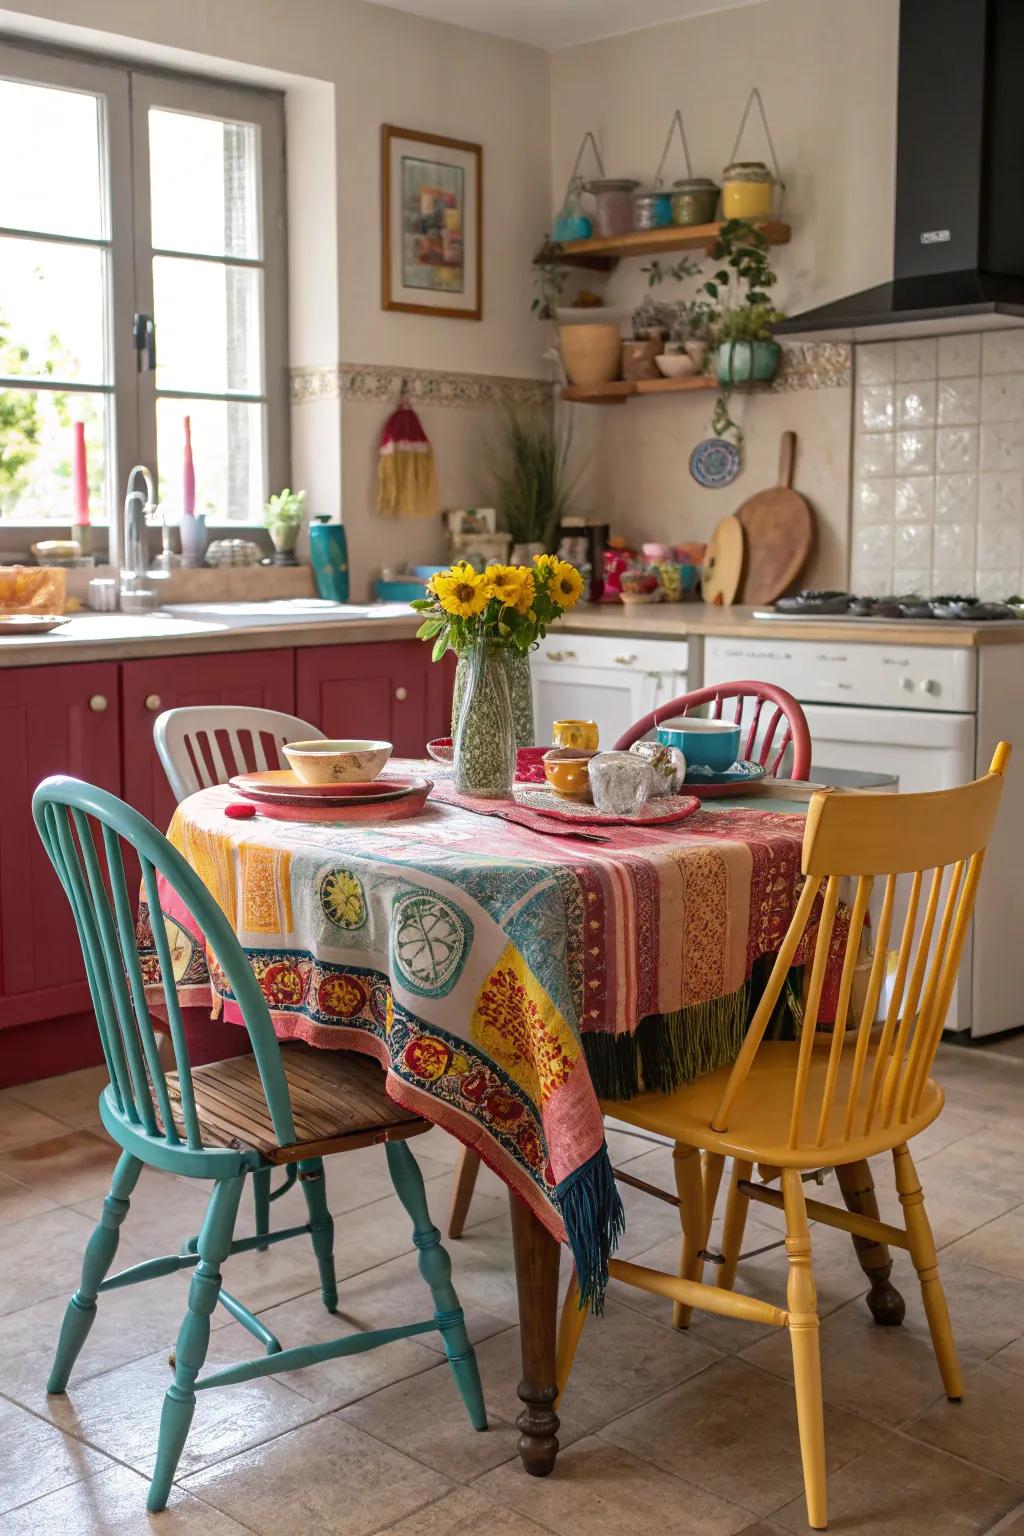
[{"xmin": 160, "ymin": 599, "xmax": 413, "ymax": 626}]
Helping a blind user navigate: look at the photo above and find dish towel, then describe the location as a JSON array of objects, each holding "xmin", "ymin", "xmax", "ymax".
[{"xmin": 377, "ymin": 402, "xmax": 438, "ymax": 519}]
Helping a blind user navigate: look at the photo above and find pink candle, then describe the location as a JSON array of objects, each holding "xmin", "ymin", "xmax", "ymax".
[
  {"xmin": 73, "ymin": 421, "xmax": 89, "ymax": 526},
  {"xmin": 183, "ymin": 415, "xmax": 196, "ymax": 517}
]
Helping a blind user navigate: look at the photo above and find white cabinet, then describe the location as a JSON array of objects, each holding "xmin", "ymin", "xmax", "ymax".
[{"xmin": 532, "ymin": 634, "xmax": 688, "ymax": 748}]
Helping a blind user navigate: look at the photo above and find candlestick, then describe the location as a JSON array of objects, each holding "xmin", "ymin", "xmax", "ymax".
[{"xmin": 183, "ymin": 415, "xmax": 195, "ymax": 517}]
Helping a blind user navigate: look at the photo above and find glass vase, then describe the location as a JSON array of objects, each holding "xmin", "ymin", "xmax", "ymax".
[
  {"xmin": 453, "ymin": 646, "xmax": 534, "ymax": 750},
  {"xmin": 453, "ymin": 640, "xmax": 516, "ymax": 798}
]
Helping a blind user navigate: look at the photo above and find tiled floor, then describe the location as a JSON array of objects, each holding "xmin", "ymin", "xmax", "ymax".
[{"xmin": 0, "ymin": 1043, "xmax": 1022, "ymax": 1534}]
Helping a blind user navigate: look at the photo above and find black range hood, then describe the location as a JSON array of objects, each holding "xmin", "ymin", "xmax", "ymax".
[{"xmin": 779, "ymin": 0, "xmax": 1024, "ymax": 339}]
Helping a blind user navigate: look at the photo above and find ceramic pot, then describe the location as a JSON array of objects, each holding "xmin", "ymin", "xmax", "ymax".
[
  {"xmin": 621, "ymin": 339, "xmax": 662, "ymax": 381},
  {"xmin": 309, "ymin": 520, "xmax": 349, "ymax": 601},
  {"xmin": 509, "ymin": 541, "xmax": 546, "ymax": 567},
  {"xmin": 454, "ymin": 645, "xmax": 534, "ymax": 751},
  {"xmin": 559, "ymin": 324, "xmax": 621, "ymax": 386},
  {"xmin": 452, "ymin": 641, "xmax": 517, "ymax": 796},
  {"xmin": 268, "ymin": 520, "xmax": 301, "ymax": 566},
  {"xmin": 715, "ymin": 339, "xmax": 781, "ymax": 386},
  {"xmin": 178, "ymin": 513, "xmax": 207, "ymax": 569}
]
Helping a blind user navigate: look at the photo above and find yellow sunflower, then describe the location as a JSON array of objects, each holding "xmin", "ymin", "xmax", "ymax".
[
  {"xmin": 550, "ymin": 559, "xmax": 584, "ymax": 609},
  {"xmin": 511, "ymin": 569, "xmax": 536, "ymax": 613},
  {"xmin": 484, "ymin": 563, "xmax": 524, "ymax": 602},
  {"xmin": 533, "ymin": 552, "xmax": 557, "ymax": 577},
  {"xmin": 433, "ymin": 564, "xmax": 490, "ymax": 617}
]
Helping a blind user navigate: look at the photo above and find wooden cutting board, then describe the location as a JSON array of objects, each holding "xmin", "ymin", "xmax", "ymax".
[
  {"xmin": 736, "ymin": 431, "xmax": 815, "ymax": 605},
  {"xmin": 701, "ymin": 514, "xmax": 745, "ymax": 606}
]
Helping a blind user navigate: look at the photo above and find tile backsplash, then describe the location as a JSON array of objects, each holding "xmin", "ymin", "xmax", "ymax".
[{"xmin": 851, "ymin": 332, "xmax": 1024, "ymax": 599}]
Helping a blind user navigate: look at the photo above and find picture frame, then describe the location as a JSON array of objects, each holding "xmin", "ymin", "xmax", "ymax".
[{"xmin": 381, "ymin": 124, "xmax": 482, "ymax": 320}]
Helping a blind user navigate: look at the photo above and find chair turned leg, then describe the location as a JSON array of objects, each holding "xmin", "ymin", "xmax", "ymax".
[
  {"xmin": 298, "ymin": 1157, "xmax": 338, "ymax": 1314},
  {"xmin": 386, "ymin": 1139, "xmax": 487, "ymax": 1432},
  {"xmin": 148, "ymin": 1175, "xmax": 244, "ymax": 1513},
  {"xmin": 835, "ymin": 1159, "xmax": 905, "ymax": 1326},
  {"xmin": 447, "ymin": 1145, "xmax": 481, "ymax": 1239},
  {"xmin": 555, "ymin": 1266, "xmax": 589, "ymax": 1408},
  {"xmin": 893, "ymin": 1142, "xmax": 962, "ymax": 1401},
  {"xmin": 252, "ymin": 1168, "xmax": 272, "ymax": 1253},
  {"xmin": 48, "ymin": 1151, "xmax": 143, "ymax": 1394},
  {"xmin": 782, "ymin": 1168, "xmax": 828, "ymax": 1532},
  {"xmin": 672, "ymin": 1143, "xmax": 707, "ymax": 1329},
  {"xmin": 719, "ymin": 1159, "xmax": 753, "ymax": 1291}
]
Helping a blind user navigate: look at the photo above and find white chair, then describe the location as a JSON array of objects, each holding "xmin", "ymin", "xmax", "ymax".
[
  {"xmin": 152, "ymin": 704, "xmax": 326, "ymax": 1246},
  {"xmin": 153, "ymin": 705, "xmax": 325, "ymax": 801}
]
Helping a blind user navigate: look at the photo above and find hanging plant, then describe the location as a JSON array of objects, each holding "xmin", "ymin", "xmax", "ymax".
[{"xmin": 701, "ymin": 219, "xmax": 785, "ymax": 442}]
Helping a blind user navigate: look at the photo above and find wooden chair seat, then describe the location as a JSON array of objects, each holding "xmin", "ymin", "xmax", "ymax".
[
  {"xmin": 601, "ymin": 1039, "xmax": 945, "ymax": 1169},
  {"xmin": 168, "ymin": 1044, "xmax": 429, "ymax": 1163}
]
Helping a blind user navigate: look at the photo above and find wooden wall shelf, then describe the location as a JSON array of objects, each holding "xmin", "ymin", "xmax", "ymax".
[
  {"xmin": 562, "ymin": 375, "xmax": 718, "ymax": 405},
  {"xmin": 537, "ymin": 219, "xmax": 790, "ymax": 271}
]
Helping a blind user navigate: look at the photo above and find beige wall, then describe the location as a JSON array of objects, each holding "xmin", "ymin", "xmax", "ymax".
[
  {"xmin": 0, "ymin": 0, "xmax": 552, "ymax": 595},
  {"xmin": 551, "ymin": 0, "xmax": 899, "ymax": 586}
]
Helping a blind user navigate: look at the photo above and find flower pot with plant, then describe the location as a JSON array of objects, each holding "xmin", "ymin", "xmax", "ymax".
[
  {"xmin": 263, "ymin": 487, "xmax": 306, "ymax": 565},
  {"xmin": 701, "ymin": 219, "xmax": 784, "ymax": 441},
  {"xmin": 491, "ymin": 408, "xmax": 576, "ymax": 564}
]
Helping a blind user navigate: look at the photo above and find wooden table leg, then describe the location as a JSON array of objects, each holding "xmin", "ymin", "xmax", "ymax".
[
  {"xmin": 509, "ymin": 1190, "xmax": 560, "ymax": 1476},
  {"xmin": 836, "ymin": 1159, "xmax": 906, "ymax": 1326}
]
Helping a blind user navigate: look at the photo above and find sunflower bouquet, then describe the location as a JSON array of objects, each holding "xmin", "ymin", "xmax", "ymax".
[{"xmin": 412, "ymin": 553, "xmax": 584, "ymax": 661}]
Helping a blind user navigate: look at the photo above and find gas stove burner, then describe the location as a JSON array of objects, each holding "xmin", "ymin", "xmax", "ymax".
[{"xmin": 763, "ymin": 590, "xmax": 1020, "ymax": 622}]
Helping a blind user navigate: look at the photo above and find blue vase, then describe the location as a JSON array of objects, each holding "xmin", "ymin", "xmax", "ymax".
[{"xmin": 309, "ymin": 521, "xmax": 349, "ymax": 602}]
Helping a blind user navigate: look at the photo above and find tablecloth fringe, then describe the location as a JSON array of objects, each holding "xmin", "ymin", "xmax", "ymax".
[
  {"xmin": 555, "ymin": 1141, "xmax": 625, "ymax": 1314},
  {"xmin": 582, "ymin": 983, "xmax": 751, "ymax": 1101}
]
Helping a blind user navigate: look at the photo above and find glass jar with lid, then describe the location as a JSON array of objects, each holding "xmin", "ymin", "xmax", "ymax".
[
  {"xmin": 670, "ymin": 176, "xmax": 720, "ymax": 226},
  {"xmin": 721, "ymin": 161, "xmax": 775, "ymax": 220},
  {"xmin": 632, "ymin": 187, "xmax": 673, "ymax": 230},
  {"xmin": 585, "ymin": 177, "xmax": 640, "ymax": 237}
]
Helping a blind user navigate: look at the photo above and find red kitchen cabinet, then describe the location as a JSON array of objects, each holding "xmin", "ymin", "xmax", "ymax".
[
  {"xmin": 0, "ymin": 661, "xmax": 121, "ymax": 1034},
  {"xmin": 296, "ymin": 641, "xmax": 453, "ymax": 758},
  {"xmin": 121, "ymin": 648, "xmax": 295, "ymax": 834}
]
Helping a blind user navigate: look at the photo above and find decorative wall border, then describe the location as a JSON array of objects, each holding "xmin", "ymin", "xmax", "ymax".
[
  {"xmin": 290, "ymin": 362, "xmax": 551, "ymax": 410},
  {"xmin": 772, "ymin": 340, "xmax": 852, "ymax": 393}
]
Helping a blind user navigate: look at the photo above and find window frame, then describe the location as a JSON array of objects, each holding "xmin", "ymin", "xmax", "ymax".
[{"xmin": 0, "ymin": 37, "xmax": 289, "ymax": 533}]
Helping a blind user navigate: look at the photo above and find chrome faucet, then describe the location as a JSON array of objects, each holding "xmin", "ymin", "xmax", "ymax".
[{"xmin": 119, "ymin": 465, "xmax": 159, "ymax": 613}]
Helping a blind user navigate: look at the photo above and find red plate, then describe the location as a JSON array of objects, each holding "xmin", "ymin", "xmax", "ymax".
[
  {"xmin": 242, "ymin": 778, "xmax": 433, "ymax": 823},
  {"xmin": 513, "ymin": 786, "xmax": 701, "ymax": 827},
  {"xmin": 230, "ymin": 770, "xmax": 413, "ymax": 805}
]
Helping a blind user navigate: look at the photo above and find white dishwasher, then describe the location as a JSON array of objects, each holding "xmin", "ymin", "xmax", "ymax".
[
  {"xmin": 703, "ymin": 635, "xmax": 980, "ymax": 1033},
  {"xmin": 532, "ymin": 634, "xmax": 689, "ymax": 749}
]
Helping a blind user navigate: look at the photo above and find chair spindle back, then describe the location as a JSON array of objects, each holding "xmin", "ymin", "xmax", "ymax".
[
  {"xmin": 32, "ymin": 776, "xmax": 298, "ymax": 1159},
  {"xmin": 709, "ymin": 744, "xmax": 1010, "ymax": 1153},
  {"xmin": 153, "ymin": 706, "xmax": 326, "ymax": 803},
  {"xmin": 614, "ymin": 680, "xmax": 812, "ymax": 780}
]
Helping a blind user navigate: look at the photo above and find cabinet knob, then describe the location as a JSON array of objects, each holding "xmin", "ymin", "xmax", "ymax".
[
  {"xmin": 614, "ymin": 653, "xmax": 638, "ymax": 666},
  {"xmin": 88, "ymin": 694, "xmax": 108, "ymax": 713},
  {"xmin": 394, "ymin": 686, "xmax": 408, "ymax": 702},
  {"xmin": 144, "ymin": 694, "xmax": 162, "ymax": 712}
]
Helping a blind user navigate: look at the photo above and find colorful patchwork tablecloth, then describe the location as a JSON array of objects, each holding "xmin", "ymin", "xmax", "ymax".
[{"xmin": 138, "ymin": 776, "xmax": 831, "ymax": 1307}]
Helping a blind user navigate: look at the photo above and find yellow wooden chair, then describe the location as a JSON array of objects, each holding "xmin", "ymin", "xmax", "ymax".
[{"xmin": 556, "ymin": 745, "xmax": 1010, "ymax": 1531}]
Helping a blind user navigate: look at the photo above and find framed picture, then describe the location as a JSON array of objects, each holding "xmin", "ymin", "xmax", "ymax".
[{"xmin": 381, "ymin": 124, "xmax": 482, "ymax": 320}]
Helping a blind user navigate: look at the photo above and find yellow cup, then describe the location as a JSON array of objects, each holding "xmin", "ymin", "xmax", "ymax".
[
  {"xmin": 553, "ymin": 719, "xmax": 599, "ymax": 751},
  {"xmin": 543, "ymin": 748, "xmax": 595, "ymax": 799}
]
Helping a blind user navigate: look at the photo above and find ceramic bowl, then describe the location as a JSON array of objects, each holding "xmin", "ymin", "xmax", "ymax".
[
  {"xmin": 553, "ymin": 719, "xmax": 599, "ymax": 750},
  {"xmin": 620, "ymin": 569, "xmax": 660, "ymax": 596},
  {"xmin": 655, "ymin": 717, "xmax": 741, "ymax": 773},
  {"xmin": 543, "ymin": 747, "xmax": 596, "ymax": 799},
  {"xmin": 282, "ymin": 738, "xmax": 392, "ymax": 785},
  {"xmin": 655, "ymin": 353, "xmax": 698, "ymax": 380}
]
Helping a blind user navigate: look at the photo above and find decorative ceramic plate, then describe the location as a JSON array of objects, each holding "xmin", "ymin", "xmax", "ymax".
[
  {"xmin": 237, "ymin": 778, "xmax": 433, "ymax": 823},
  {"xmin": 683, "ymin": 761, "xmax": 767, "ymax": 798},
  {"xmin": 229, "ymin": 770, "xmax": 425, "ymax": 806},
  {"xmin": 689, "ymin": 438, "xmax": 741, "ymax": 489},
  {"xmin": 0, "ymin": 613, "xmax": 70, "ymax": 635},
  {"xmin": 513, "ymin": 785, "xmax": 701, "ymax": 827}
]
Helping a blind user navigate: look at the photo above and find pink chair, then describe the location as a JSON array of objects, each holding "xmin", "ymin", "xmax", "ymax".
[{"xmin": 614, "ymin": 679, "xmax": 812, "ymax": 781}]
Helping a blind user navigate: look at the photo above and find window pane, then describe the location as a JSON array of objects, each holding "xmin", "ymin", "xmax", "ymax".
[
  {"xmin": 149, "ymin": 109, "xmax": 260, "ymax": 258},
  {"xmin": 153, "ymin": 256, "xmax": 262, "ymax": 394},
  {"xmin": 0, "ymin": 238, "xmax": 108, "ymax": 385},
  {"xmin": 0, "ymin": 387, "xmax": 110, "ymax": 521},
  {"xmin": 0, "ymin": 78, "xmax": 105, "ymax": 238},
  {"xmin": 157, "ymin": 397, "xmax": 264, "ymax": 520}
]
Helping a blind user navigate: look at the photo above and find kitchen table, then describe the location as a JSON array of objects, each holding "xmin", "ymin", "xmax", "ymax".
[{"xmin": 138, "ymin": 772, "xmax": 900, "ymax": 1474}]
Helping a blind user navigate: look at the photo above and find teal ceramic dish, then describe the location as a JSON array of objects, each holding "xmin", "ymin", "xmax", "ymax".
[{"xmin": 656, "ymin": 716, "xmax": 741, "ymax": 772}]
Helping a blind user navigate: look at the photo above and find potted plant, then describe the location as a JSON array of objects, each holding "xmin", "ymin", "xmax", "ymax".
[
  {"xmin": 263, "ymin": 487, "xmax": 306, "ymax": 565},
  {"xmin": 702, "ymin": 219, "xmax": 784, "ymax": 386},
  {"xmin": 491, "ymin": 408, "xmax": 576, "ymax": 564}
]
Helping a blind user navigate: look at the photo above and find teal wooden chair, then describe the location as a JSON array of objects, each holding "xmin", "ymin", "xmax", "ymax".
[{"xmin": 32, "ymin": 774, "xmax": 486, "ymax": 1513}]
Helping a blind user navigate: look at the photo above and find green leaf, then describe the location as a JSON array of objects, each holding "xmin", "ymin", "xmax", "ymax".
[
  {"xmin": 432, "ymin": 632, "xmax": 450, "ymax": 663},
  {"xmin": 409, "ymin": 597, "xmax": 434, "ymax": 611},
  {"xmin": 416, "ymin": 618, "xmax": 444, "ymax": 640}
]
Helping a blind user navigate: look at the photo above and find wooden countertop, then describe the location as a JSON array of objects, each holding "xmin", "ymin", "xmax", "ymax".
[
  {"xmin": 3, "ymin": 599, "xmax": 1024, "ymax": 669},
  {"xmin": 560, "ymin": 603, "xmax": 1024, "ymax": 648}
]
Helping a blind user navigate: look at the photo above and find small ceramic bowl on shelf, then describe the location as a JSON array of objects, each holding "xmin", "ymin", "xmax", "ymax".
[
  {"xmin": 282, "ymin": 739, "xmax": 392, "ymax": 785},
  {"xmin": 655, "ymin": 717, "xmax": 741, "ymax": 772},
  {"xmin": 654, "ymin": 353, "xmax": 699, "ymax": 380},
  {"xmin": 620, "ymin": 570, "xmax": 661, "ymax": 597},
  {"xmin": 543, "ymin": 747, "xmax": 596, "ymax": 799}
]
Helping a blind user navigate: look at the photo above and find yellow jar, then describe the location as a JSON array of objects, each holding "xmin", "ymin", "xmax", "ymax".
[
  {"xmin": 553, "ymin": 718, "xmax": 599, "ymax": 751},
  {"xmin": 721, "ymin": 161, "xmax": 775, "ymax": 221}
]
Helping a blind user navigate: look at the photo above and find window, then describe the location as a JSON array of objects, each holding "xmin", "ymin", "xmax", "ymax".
[{"xmin": 0, "ymin": 42, "xmax": 287, "ymax": 525}]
